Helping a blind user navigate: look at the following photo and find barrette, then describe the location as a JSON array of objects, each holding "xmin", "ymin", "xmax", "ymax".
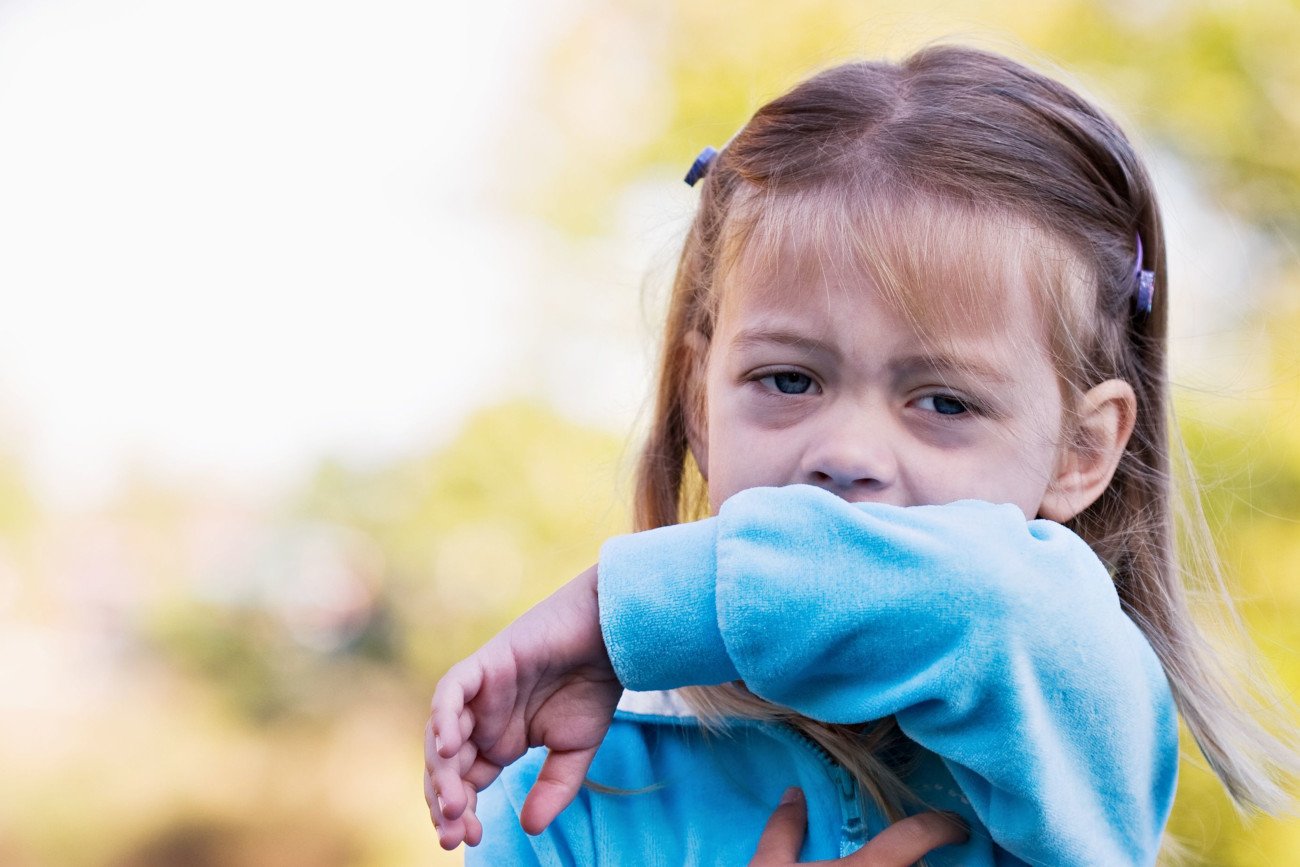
[
  {"xmin": 684, "ymin": 146, "xmax": 719, "ymax": 187},
  {"xmin": 1133, "ymin": 233, "xmax": 1155, "ymax": 315}
]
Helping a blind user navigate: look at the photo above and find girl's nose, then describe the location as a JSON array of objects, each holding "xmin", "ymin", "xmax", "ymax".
[{"xmin": 801, "ymin": 405, "xmax": 899, "ymax": 496}]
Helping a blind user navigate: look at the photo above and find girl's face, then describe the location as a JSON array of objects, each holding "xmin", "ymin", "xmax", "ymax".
[{"xmin": 697, "ymin": 246, "xmax": 1067, "ymax": 520}]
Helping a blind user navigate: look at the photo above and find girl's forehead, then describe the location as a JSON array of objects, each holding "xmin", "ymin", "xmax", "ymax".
[{"xmin": 715, "ymin": 190, "xmax": 1064, "ymax": 350}]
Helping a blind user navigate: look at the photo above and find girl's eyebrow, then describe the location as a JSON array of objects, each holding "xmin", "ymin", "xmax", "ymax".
[
  {"xmin": 730, "ymin": 327, "xmax": 837, "ymax": 358},
  {"xmin": 892, "ymin": 353, "xmax": 1014, "ymax": 385},
  {"xmin": 730, "ymin": 329, "xmax": 1015, "ymax": 385}
]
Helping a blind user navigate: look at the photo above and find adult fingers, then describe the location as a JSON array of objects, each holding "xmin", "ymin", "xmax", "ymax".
[
  {"xmin": 749, "ymin": 787, "xmax": 807, "ymax": 865},
  {"xmin": 518, "ymin": 746, "xmax": 600, "ymax": 836},
  {"xmin": 845, "ymin": 812, "xmax": 968, "ymax": 866}
]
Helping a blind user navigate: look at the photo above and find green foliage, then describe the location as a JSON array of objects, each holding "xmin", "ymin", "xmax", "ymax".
[
  {"xmin": 293, "ymin": 399, "xmax": 629, "ymax": 685},
  {"xmin": 509, "ymin": 0, "xmax": 1300, "ymax": 234},
  {"xmin": 1165, "ymin": 288, "xmax": 1300, "ymax": 860},
  {"xmin": 151, "ymin": 606, "xmax": 301, "ymax": 725},
  {"xmin": 1031, "ymin": 0, "xmax": 1300, "ymax": 225},
  {"xmin": 144, "ymin": 401, "xmax": 628, "ymax": 727}
]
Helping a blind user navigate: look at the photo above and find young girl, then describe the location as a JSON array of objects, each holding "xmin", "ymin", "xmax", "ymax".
[{"xmin": 424, "ymin": 45, "xmax": 1295, "ymax": 865}]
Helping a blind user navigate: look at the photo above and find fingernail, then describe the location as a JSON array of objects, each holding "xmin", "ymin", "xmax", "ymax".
[{"xmin": 779, "ymin": 786, "xmax": 802, "ymax": 805}]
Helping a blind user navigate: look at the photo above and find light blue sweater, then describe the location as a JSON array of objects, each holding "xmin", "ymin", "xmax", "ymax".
[{"xmin": 469, "ymin": 485, "xmax": 1179, "ymax": 865}]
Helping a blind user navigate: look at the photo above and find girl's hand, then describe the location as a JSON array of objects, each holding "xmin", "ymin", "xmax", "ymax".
[
  {"xmin": 424, "ymin": 565, "xmax": 622, "ymax": 850},
  {"xmin": 750, "ymin": 788, "xmax": 968, "ymax": 866}
]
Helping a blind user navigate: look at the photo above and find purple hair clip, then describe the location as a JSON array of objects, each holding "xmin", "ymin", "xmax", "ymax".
[
  {"xmin": 684, "ymin": 146, "xmax": 718, "ymax": 187},
  {"xmin": 1132, "ymin": 233, "xmax": 1155, "ymax": 315}
]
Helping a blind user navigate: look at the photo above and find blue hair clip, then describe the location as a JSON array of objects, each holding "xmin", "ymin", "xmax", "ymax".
[
  {"xmin": 1136, "ymin": 271, "xmax": 1155, "ymax": 315},
  {"xmin": 684, "ymin": 146, "xmax": 718, "ymax": 187},
  {"xmin": 1132, "ymin": 233, "xmax": 1155, "ymax": 315}
]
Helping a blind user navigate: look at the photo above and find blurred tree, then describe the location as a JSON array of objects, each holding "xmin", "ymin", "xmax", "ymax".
[
  {"xmin": 111, "ymin": 816, "xmax": 357, "ymax": 867},
  {"xmin": 146, "ymin": 400, "xmax": 627, "ymax": 725},
  {"xmin": 505, "ymin": 0, "xmax": 1300, "ymax": 236},
  {"xmin": 63, "ymin": 401, "xmax": 630, "ymax": 867},
  {"xmin": 293, "ymin": 399, "xmax": 628, "ymax": 688}
]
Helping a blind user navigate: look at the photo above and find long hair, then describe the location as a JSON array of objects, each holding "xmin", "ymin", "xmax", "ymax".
[{"xmin": 633, "ymin": 44, "xmax": 1297, "ymax": 823}]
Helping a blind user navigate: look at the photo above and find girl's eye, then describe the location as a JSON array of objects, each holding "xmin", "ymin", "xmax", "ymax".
[
  {"xmin": 917, "ymin": 394, "xmax": 970, "ymax": 415},
  {"xmin": 761, "ymin": 372, "xmax": 816, "ymax": 395}
]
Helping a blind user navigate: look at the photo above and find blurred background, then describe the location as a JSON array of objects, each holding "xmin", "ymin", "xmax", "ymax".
[{"xmin": 0, "ymin": 0, "xmax": 1298, "ymax": 864}]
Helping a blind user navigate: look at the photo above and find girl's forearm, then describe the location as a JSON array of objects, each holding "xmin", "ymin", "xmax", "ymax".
[{"xmin": 598, "ymin": 484, "xmax": 1178, "ymax": 865}]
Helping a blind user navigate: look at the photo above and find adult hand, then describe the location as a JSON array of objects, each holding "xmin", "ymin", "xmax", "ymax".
[{"xmin": 750, "ymin": 788, "xmax": 968, "ymax": 866}]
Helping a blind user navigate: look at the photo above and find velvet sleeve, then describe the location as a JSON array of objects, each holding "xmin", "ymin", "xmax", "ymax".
[{"xmin": 597, "ymin": 484, "xmax": 1179, "ymax": 866}]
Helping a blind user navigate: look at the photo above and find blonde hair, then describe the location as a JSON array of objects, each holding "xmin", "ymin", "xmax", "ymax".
[{"xmin": 633, "ymin": 45, "xmax": 1298, "ymax": 826}]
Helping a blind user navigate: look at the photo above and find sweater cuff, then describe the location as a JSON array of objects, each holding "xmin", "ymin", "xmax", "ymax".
[{"xmin": 598, "ymin": 518, "xmax": 739, "ymax": 690}]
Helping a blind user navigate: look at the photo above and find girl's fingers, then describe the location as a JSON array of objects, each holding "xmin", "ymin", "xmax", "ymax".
[
  {"xmin": 432, "ymin": 659, "xmax": 484, "ymax": 758},
  {"xmin": 465, "ymin": 754, "xmax": 503, "ymax": 792},
  {"xmin": 423, "ymin": 715, "xmax": 438, "ymax": 772},
  {"xmin": 518, "ymin": 746, "xmax": 599, "ymax": 836},
  {"xmin": 457, "ymin": 733, "xmax": 480, "ymax": 776},
  {"xmin": 430, "ymin": 683, "xmax": 460, "ymax": 758},
  {"xmin": 433, "ymin": 736, "xmax": 479, "ymax": 820},
  {"xmin": 424, "ymin": 709, "xmax": 465, "ymax": 772},
  {"xmin": 427, "ymin": 768, "xmax": 470, "ymax": 852},
  {"xmin": 463, "ymin": 786, "xmax": 484, "ymax": 847},
  {"xmin": 437, "ymin": 813, "xmax": 469, "ymax": 850},
  {"xmin": 424, "ymin": 768, "xmax": 451, "ymax": 844},
  {"xmin": 466, "ymin": 651, "xmax": 520, "ymax": 756},
  {"xmin": 424, "ymin": 716, "xmax": 463, "ymax": 817}
]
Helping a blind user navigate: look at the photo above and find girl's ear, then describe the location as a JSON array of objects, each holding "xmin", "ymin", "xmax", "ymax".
[
  {"xmin": 1039, "ymin": 379, "xmax": 1137, "ymax": 523},
  {"xmin": 683, "ymin": 330, "xmax": 710, "ymax": 480}
]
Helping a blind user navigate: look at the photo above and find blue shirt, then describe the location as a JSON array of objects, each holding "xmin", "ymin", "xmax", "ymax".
[{"xmin": 469, "ymin": 485, "xmax": 1179, "ymax": 865}]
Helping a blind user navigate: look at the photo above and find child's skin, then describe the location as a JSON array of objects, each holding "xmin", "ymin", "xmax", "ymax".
[
  {"xmin": 426, "ymin": 234, "xmax": 1138, "ymax": 862},
  {"xmin": 690, "ymin": 237, "xmax": 1133, "ymax": 519}
]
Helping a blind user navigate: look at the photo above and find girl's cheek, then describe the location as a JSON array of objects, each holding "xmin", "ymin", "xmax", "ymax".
[
  {"xmin": 905, "ymin": 417, "xmax": 984, "ymax": 451},
  {"xmin": 711, "ymin": 428, "xmax": 802, "ymax": 493},
  {"xmin": 735, "ymin": 390, "xmax": 817, "ymax": 430}
]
